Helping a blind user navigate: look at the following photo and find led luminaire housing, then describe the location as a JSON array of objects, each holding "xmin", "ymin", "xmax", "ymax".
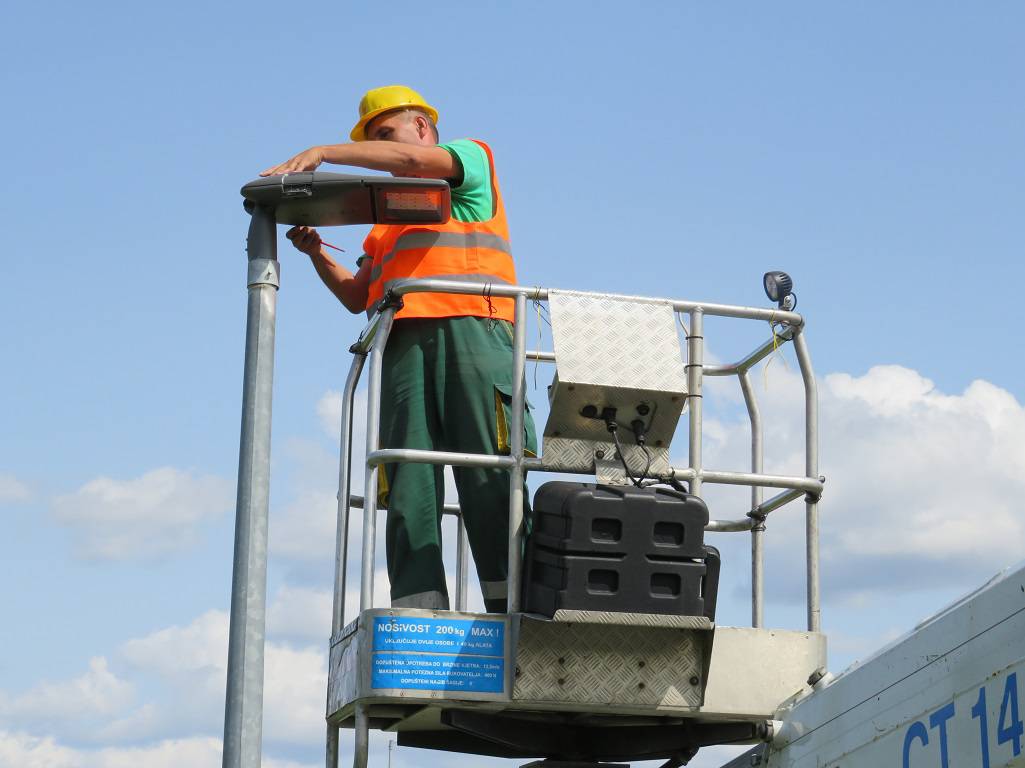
[{"xmin": 241, "ymin": 173, "xmax": 451, "ymax": 227}]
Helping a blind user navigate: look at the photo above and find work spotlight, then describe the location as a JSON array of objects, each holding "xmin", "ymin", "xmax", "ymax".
[{"xmin": 763, "ymin": 271, "xmax": 797, "ymax": 311}]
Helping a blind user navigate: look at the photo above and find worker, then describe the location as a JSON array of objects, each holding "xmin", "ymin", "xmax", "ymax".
[{"xmin": 261, "ymin": 85, "xmax": 536, "ymax": 612}]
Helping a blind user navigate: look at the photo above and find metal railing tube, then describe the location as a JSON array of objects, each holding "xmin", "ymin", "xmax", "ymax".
[
  {"xmin": 703, "ymin": 326, "xmax": 796, "ymax": 377},
  {"xmin": 755, "ymin": 488, "xmax": 806, "ymax": 517},
  {"xmin": 793, "ymin": 328, "xmax": 821, "ymax": 633},
  {"xmin": 706, "ymin": 518, "xmax": 756, "ymax": 532},
  {"xmin": 359, "ymin": 308, "xmax": 397, "ymax": 612},
  {"xmin": 224, "ymin": 205, "xmax": 278, "ymax": 768},
  {"xmin": 456, "ymin": 517, "xmax": 469, "ymax": 611},
  {"xmin": 507, "ymin": 293, "xmax": 529, "ymax": 613},
  {"xmin": 367, "ymin": 448, "xmax": 516, "ymax": 469},
  {"xmin": 687, "ymin": 309, "xmax": 704, "ymax": 496},
  {"xmin": 332, "ymin": 353, "xmax": 367, "ymax": 637},
  {"xmin": 385, "ymin": 278, "xmax": 805, "ymax": 326},
  {"xmin": 698, "ymin": 470, "xmax": 822, "ymax": 494},
  {"xmin": 739, "ymin": 370, "xmax": 765, "ymax": 628}
]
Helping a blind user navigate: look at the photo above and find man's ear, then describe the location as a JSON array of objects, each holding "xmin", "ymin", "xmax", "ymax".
[{"xmin": 414, "ymin": 114, "xmax": 431, "ymax": 141}]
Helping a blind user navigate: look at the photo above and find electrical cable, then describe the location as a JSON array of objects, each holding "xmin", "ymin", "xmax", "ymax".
[{"xmin": 608, "ymin": 427, "xmax": 642, "ymax": 487}]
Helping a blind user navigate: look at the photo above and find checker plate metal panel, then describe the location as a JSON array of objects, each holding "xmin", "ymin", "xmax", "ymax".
[
  {"xmin": 513, "ymin": 618, "xmax": 708, "ymax": 709},
  {"xmin": 542, "ymin": 292, "xmax": 687, "ymax": 467},
  {"xmin": 547, "ymin": 291, "xmax": 688, "ymax": 393},
  {"xmin": 540, "ymin": 436, "xmax": 670, "ymax": 475},
  {"xmin": 552, "ymin": 610, "xmax": 712, "ymax": 630}
]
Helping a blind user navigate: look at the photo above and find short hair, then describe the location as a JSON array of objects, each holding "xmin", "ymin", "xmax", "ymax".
[{"xmin": 401, "ymin": 108, "xmax": 439, "ymax": 142}]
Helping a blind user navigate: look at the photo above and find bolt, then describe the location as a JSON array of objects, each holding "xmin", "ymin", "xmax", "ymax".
[
  {"xmin": 515, "ymin": 666, "xmax": 521, "ymax": 677},
  {"xmin": 638, "ymin": 660, "xmax": 645, "ymax": 668},
  {"xmin": 595, "ymin": 450, "xmax": 605, "ymax": 459},
  {"xmin": 557, "ymin": 678, "xmax": 565, "ymax": 686},
  {"xmin": 637, "ymin": 404, "xmax": 650, "ymax": 416},
  {"xmin": 558, "ymin": 657, "xmax": 565, "ymax": 665},
  {"xmin": 638, "ymin": 682, "xmax": 646, "ymax": 690},
  {"xmin": 689, "ymin": 676, "xmax": 700, "ymax": 686}
]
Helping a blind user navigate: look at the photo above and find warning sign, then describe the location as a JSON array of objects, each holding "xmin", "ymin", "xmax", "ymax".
[{"xmin": 371, "ymin": 616, "xmax": 506, "ymax": 694}]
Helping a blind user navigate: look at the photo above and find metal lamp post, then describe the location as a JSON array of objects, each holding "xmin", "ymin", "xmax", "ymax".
[{"xmin": 222, "ymin": 173, "xmax": 451, "ymax": 768}]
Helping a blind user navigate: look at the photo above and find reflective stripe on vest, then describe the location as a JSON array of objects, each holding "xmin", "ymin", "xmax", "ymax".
[
  {"xmin": 370, "ymin": 232, "xmax": 513, "ymax": 282},
  {"xmin": 381, "ymin": 272, "xmax": 512, "ymax": 292}
]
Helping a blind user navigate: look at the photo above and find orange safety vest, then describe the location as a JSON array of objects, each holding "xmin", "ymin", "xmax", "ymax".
[{"xmin": 363, "ymin": 140, "xmax": 516, "ymax": 321}]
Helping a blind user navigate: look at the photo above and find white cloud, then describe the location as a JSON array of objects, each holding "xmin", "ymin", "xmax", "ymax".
[
  {"xmin": 700, "ymin": 363, "xmax": 1025, "ymax": 600},
  {"xmin": 120, "ymin": 610, "xmax": 326, "ymax": 744},
  {"xmin": 0, "ymin": 658, "xmax": 135, "ymax": 740},
  {"xmin": 267, "ymin": 586, "xmax": 333, "ymax": 641},
  {"xmin": 52, "ymin": 467, "xmax": 233, "ymax": 560},
  {"xmin": 270, "ymin": 489, "xmax": 339, "ymax": 561},
  {"xmin": 0, "ymin": 732, "xmax": 222, "ymax": 768},
  {"xmin": 0, "ymin": 473, "xmax": 31, "ymax": 504}
]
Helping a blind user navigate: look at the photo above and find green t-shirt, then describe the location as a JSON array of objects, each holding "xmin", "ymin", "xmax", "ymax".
[{"xmin": 438, "ymin": 139, "xmax": 494, "ymax": 223}]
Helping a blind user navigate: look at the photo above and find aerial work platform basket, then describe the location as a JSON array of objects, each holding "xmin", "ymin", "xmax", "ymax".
[{"xmin": 225, "ymin": 174, "xmax": 827, "ymax": 768}]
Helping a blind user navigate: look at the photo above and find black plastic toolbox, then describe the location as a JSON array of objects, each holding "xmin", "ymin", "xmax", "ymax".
[{"xmin": 524, "ymin": 482, "xmax": 721, "ymax": 619}]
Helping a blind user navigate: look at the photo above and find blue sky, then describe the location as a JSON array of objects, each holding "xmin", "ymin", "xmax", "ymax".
[{"xmin": 2, "ymin": 2, "xmax": 1024, "ymax": 766}]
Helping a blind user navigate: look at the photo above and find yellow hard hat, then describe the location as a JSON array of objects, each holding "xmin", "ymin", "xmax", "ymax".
[{"xmin": 350, "ymin": 85, "xmax": 439, "ymax": 142}]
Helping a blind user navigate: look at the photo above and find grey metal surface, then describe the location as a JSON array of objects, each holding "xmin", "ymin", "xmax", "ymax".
[
  {"xmin": 513, "ymin": 615, "xmax": 709, "ymax": 709},
  {"xmin": 541, "ymin": 292, "xmax": 687, "ymax": 468},
  {"xmin": 507, "ymin": 292, "xmax": 528, "ymax": 613},
  {"xmin": 701, "ymin": 627, "xmax": 826, "ymax": 718},
  {"xmin": 333, "ymin": 354, "xmax": 366, "ymax": 636},
  {"xmin": 551, "ymin": 610, "xmax": 712, "ymax": 630},
  {"xmin": 223, "ymin": 205, "xmax": 278, "ymax": 768}
]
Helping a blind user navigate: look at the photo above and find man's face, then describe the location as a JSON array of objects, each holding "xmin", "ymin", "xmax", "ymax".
[{"xmin": 365, "ymin": 110, "xmax": 434, "ymax": 146}]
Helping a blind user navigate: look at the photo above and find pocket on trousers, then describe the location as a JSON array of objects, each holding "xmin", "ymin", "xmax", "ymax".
[{"xmin": 494, "ymin": 383, "xmax": 537, "ymax": 457}]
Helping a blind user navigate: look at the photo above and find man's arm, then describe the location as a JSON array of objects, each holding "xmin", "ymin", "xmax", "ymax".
[
  {"xmin": 261, "ymin": 142, "xmax": 458, "ymax": 179},
  {"xmin": 286, "ymin": 226, "xmax": 370, "ymax": 314}
]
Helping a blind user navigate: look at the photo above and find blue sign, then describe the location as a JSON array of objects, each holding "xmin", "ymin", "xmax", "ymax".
[{"xmin": 371, "ymin": 616, "xmax": 506, "ymax": 693}]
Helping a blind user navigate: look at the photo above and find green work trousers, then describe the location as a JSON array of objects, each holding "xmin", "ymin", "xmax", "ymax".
[{"xmin": 379, "ymin": 316, "xmax": 537, "ymax": 613}]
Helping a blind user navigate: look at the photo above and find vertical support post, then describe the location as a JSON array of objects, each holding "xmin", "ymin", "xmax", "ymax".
[
  {"xmin": 506, "ymin": 293, "xmax": 528, "ymax": 613},
  {"xmin": 738, "ymin": 371, "xmax": 764, "ymax": 628},
  {"xmin": 332, "ymin": 353, "xmax": 367, "ymax": 636},
  {"xmin": 455, "ymin": 515, "xmax": 470, "ymax": 612},
  {"xmin": 352, "ymin": 703, "xmax": 370, "ymax": 768},
  {"xmin": 793, "ymin": 328, "xmax": 821, "ymax": 633},
  {"xmin": 687, "ymin": 309, "xmax": 704, "ymax": 497},
  {"xmin": 325, "ymin": 725, "xmax": 339, "ymax": 768},
  {"xmin": 223, "ymin": 205, "xmax": 278, "ymax": 768},
  {"xmin": 360, "ymin": 308, "xmax": 397, "ymax": 612}
]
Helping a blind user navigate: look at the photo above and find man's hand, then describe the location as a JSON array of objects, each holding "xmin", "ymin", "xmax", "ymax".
[
  {"xmin": 286, "ymin": 225, "xmax": 323, "ymax": 257},
  {"xmin": 261, "ymin": 147, "xmax": 325, "ymax": 177}
]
